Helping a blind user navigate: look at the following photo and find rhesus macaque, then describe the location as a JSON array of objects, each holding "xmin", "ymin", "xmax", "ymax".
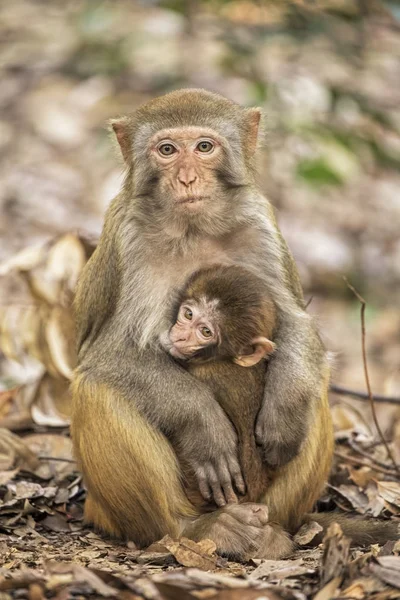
[
  {"xmin": 159, "ymin": 264, "xmax": 277, "ymax": 507},
  {"xmin": 72, "ymin": 89, "xmax": 397, "ymax": 560}
]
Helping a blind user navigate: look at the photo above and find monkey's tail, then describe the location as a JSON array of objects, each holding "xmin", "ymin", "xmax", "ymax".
[{"xmin": 304, "ymin": 512, "xmax": 399, "ymax": 546}]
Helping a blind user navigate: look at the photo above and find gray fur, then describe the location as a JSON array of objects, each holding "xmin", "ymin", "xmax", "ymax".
[{"xmin": 75, "ymin": 89, "xmax": 327, "ymax": 503}]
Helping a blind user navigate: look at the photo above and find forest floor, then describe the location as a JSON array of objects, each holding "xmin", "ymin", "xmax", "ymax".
[{"xmin": 0, "ymin": 402, "xmax": 399, "ymax": 600}]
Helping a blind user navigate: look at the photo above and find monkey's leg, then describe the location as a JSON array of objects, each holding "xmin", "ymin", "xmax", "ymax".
[
  {"xmin": 72, "ymin": 374, "xmax": 197, "ymax": 546},
  {"xmin": 183, "ymin": 503, "xmax": 285, "ymax": 561},
  {"xmin": 261, "ymin": 393, "xmax": 334, "ymax": 533}
]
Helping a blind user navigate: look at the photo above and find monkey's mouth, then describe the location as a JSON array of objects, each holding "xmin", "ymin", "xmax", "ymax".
[
  {"xmin": 176, "ymin": 196, "xmax": 207, "ymax": 206},
  {"xmin": 169, "ymin": 346, "xmax": 191, "ymax": 360}
]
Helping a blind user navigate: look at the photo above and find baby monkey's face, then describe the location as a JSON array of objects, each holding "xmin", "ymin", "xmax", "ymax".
[
  {"xmin": 167, "ymin": 299, "xmax": 219, "ymax": 361},
  {"xmin": 160, "ymin": 296, "xmax": 276, "ymax": 367}
]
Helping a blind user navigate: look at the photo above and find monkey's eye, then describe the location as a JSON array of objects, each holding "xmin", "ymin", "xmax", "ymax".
[
  {"xmin": 184, "ymin": 308, "xmax": 193, "ymax": 320},
  {"xmin": 196, "ymin": 140, "xmax": 214, "ymax": 153},
  {"xmin": 200, "ymin": 327, "xmax": 213, "ymax": 338},
  {"xmin": 158, "ymin": 143, "xmax": 177, "ymax": 157}
]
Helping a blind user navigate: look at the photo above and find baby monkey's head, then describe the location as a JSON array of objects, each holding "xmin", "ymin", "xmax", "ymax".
[{"xmin": 162, "ymin": 265, "xmax": 276, "ymax": 367}]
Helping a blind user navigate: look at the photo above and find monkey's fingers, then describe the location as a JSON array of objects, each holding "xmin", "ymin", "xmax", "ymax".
[
  {"xmin": 216, "ymin": 459, "xmax": 238, "ymax": 505},
  {"xmin": 207, "ymin": 463, "xmax": 230, "ymax": 507},
  {"xmin": 195, "ymin": 465, "xmax": 213, "ymax": 503},
  {"xmin": 195, "ymin": 464, "xmax": 227, "ymax": 506},
  {"xmin": 227, "ymin": 455, "xmax": 246, "ymax": 496}
]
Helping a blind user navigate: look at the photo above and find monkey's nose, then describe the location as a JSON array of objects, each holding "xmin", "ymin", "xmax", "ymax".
[{"xmin": 178, "ymin": 169, "xmax": 197, "ymax": 187}]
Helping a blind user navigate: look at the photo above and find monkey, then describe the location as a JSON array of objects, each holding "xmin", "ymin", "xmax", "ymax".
[
  {"xmin": 72, "ymin": 89, "xmax": 398, "ymax": 560},
  {"xmin": 159, "ymin": 264, "xmax": 277, "ymax": 507}
]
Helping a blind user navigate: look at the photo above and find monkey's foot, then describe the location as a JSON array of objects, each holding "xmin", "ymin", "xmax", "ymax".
[
  {"xmin": 183, "ymin": 503, "xmax": 270, "ymax": 561},
  {"xmin": 254, "ymin": 522, "xmax": 294, "ymax": 560}
]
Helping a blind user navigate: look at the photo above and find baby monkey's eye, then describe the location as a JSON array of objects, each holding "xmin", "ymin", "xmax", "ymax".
[
  {"xmin": 201, "ymin": 327, "xmax": 213, "ymax": 338},
  {"xmin": 196, "ymin": 140, "xmax": 214, "ymax": 153},
  {"xmin": 184, "ymin": 308, "xmax": 193, "ymax": 320},
  {"xmin": 158, "ymin": 143, "xmax": 177, "ymax": 156}
]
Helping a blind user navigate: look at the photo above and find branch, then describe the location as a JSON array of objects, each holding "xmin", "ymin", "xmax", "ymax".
[
  {"xmin": 330, "ymin": 384, "xmax": 400, "ymax": 405},
  {"xmin": 334, "ymin": 451, "xmax": 397, "ymax": 476},
  {"xmin": 344, "ymin": 277, "xmax": 400, "ymax": 474}
]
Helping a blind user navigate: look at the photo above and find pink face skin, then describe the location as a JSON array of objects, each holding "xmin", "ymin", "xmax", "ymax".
[
  {"xmin": 160, "ymin": 299, "xmax": 276, "ymax": 367},
  {"xmin": 149, "ymin": 127, "xmax": 225, "ymax": 213},
  {"xmin": 168, "ymin": 302, "xmax": 219, "ymax": 360}
]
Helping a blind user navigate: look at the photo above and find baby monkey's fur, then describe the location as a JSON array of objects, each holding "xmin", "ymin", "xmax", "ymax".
[{"xmin": 163, "ymin": 265, "xmax": 277, "ymax": 506}]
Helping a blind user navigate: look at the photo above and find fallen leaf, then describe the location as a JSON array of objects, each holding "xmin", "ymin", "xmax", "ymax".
[
  {"xmin": 329, "ymin": 484, "xmax": 369, "ymax": 512},
  {"xmin": 370, "ymin": 559, "xmax": 400, "ymax": 589},
  {"xmin": 162, "ymin": 536, "xmax": 220, "ymax": 571},
  {"xmin": 41, "ymin": 514, "xmax": 71, "ymax": 533},
  {"xmin": 376, "ymin": 481, "xmax": 400, "ymax": 508},
  {"xmin": 250, "ymin": 558, "xmax": 312, "ymax": 580},
  {"xmin": 312, "ymin": 576, "xmax": 342, "ymax": 600},
  {"xmin": 321, "ymin": 523, "xmax": 351, "ymax": 585},
  {"xmin": 0, "ymin": 468, "xmax": 19, "ymax": 485},
  {"xmin": 136, "ymin": 551, "xmax": 174, "ymax": 566},
  {"xmin": 293, "ymin": 521, "xmax": 323, "ymax": 546},
  {"xmin": 0, "ymin": 429, "xmax": 39, "ymax": 471}
]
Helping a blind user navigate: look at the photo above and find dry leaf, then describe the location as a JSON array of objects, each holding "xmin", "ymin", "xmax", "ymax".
[
  {"xmin": 0, "ymin": 429, "xmax": 39, "ymax": 471},
  {"xmin": 0, "ymin": 468, "xmax": 19, "ymax": 485},
  {"xmin": 31, "ymin": 375, "xmax": 70, "ymax": 426},
  {"xmin": 250, "ymin": 558, "xmax": 312, "ymax": 580},
  {"xmin": 330, "ymin": 484, "xmax": 369, "ymax": 512},
  {"xmin": 370, "ymin": 556, "xmax": 400, "ymax": 589},
  {"xmin": 162, "ymin": 536, "xmax": 220, "ymax": 571},
  {"xmin": 376, "ymin": 481, "xmax": 400, "ymax": 508},
  {"xmin": 293, "ymin": 521, "xmax": 323, "ymax": 546},
  {"xmin": 23, "ymin": 433, "xmax": 75, "ymax": 479},
  {"xmin": 313, "ymin": 576, "xmax": 342, "ymax": 600},
  {"xmin": 321, "ymin": 523, "xmax": 351, "ymax": 585}
]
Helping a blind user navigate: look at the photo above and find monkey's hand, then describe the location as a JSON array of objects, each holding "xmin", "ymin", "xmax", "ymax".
[
  {"xmin": 183, "ymin": 406, "xmax": 246, "ymax": 507},
  {"xmin": 127, "ymin": 349, "xmax": 245, "ymax": 507},
  {"xmin": 255, "ymin": 320, "xmax": 327, "ymax": 467}
]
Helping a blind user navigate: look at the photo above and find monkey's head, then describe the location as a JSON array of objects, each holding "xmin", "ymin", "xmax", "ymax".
[
  {"xmin": 160, "ymin": 266, "xmax": 276, "ymax": 367},
  {"xmin": 110, "ymin": 89, "xmax": 261, "ymax": 235}
]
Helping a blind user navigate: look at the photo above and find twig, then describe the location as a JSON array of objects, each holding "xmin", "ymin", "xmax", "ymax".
[
  {"xmin": 330, "ymin": 383, "xmax": 400, "ymax": 404},
  {"xmin": 348, "ymin": 439, "xmax": 395, "ymax": 470},
  {"xmin": 344, "ymin": 277, "xmax": 400, "ymax": 474},
  {"xmin": 38, "ymin": 455, "xmax": 76, "ymax": 463},
  {"xmin": 305, "ymin": 296, "xmax": 314, "ymax": 310},
  {"xmin": 334, "ymin": 451, "xmax": 397, "ymax": 476}
]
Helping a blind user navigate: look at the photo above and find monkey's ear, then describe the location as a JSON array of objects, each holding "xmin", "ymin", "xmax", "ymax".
[
  {"xmin": 109, "ymin": 118, "xmax": 131, "ymax": 164},
  {"xmin": 233, "ymin": 336, "xmax": 275, "ymax": 368},
  {"xmin": 243, "ymin": 108, "xmax": 261, "ymax": 157}
]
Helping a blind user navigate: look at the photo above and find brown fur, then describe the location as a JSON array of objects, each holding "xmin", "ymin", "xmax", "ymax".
[
  {"xmin": 169, "ymin": 265, "xmax": 276, "ymax": 506},
  {"xmin": 72, "ymin": 89, "xmax": 397, "ymax": 560}
]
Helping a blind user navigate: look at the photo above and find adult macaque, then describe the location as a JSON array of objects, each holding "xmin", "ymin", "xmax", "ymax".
[
  {"xmin": 72, "ymin": 89, "xmax": 396, "ymax": 559},
  {"xmin": 160, "ymin": 264, "xmax": 276, "ymax": 507}
]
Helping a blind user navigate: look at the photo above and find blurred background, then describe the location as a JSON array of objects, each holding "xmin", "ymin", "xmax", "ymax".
[{"xmin": 0, "ymin": 0, "xmax": 400, "ymax": 434}]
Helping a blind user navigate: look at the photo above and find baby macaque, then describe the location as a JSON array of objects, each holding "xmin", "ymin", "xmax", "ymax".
[{"xmin": 160, "ymin": 264, "xmax": 277, "ymax": 507}]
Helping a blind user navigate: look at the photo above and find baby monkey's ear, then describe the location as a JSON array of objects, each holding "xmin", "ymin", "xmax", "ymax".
[{"xmin": 233, "ymin": 336, "xmax": 276, "ymax": 368}]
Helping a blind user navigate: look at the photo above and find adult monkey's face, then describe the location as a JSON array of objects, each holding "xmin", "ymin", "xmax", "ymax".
[{"xmin": 110, "ymin": 89, "xmax": 261, "ymax": 232}]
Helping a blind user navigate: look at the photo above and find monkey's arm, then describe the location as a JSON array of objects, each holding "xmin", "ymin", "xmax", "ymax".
[
  {"xmin": 254, "ymin": 210, "xmax": 329, "ymax": 467},
  {"xmin": 256, "ymin": 315, "xmax": 328, "ymax": 466},
  {"xmin": 80, "ymin": 338, "xmax": 245, "ymax": 507}
]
